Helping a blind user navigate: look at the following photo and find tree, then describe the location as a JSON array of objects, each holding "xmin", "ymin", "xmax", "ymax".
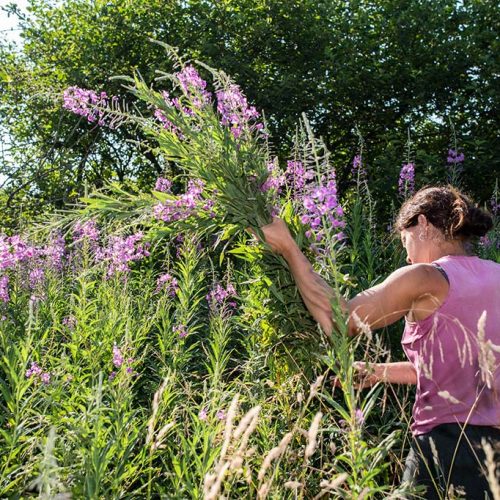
[{"xmin": 0, "ymin": 0, "xmax": 498, "ymax": 226}]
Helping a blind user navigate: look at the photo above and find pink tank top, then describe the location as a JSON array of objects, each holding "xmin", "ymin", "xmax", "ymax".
[{"xmin": 402, "ymin": 255, "xmax": 500, "ymax": 436}]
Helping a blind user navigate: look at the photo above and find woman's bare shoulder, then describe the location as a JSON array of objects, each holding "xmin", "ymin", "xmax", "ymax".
[{"xmin": 388, "ymin": 263, "xmax": 449, "ymax": 298}]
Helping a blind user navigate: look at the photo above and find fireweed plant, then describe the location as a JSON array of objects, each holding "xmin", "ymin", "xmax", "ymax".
[
  {"xmin": 0, "ymin": 218, "xmax": 421, "ymax": 498},
  {"xmin": 1, "ymin": 47, "xmax": 498, "ymax": 497},
  {"xmin": 57, "ymin": 44, "xmax": 350, "ymax": 370}
]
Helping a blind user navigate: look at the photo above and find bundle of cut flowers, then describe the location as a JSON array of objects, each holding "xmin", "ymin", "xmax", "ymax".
[{"xmin": 60, "ymin": 43, "xmax": 347, "ymax": 365}]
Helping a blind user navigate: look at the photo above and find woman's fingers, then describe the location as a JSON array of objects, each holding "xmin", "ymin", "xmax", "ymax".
[{"xmin": 353, "ymin": 361, "xmax": 368, "ymax": 373}]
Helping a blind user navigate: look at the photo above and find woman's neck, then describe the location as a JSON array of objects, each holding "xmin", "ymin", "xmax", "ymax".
[{"xmin": 430, "ymin": 240, "xmax": 469, "ymax": 261}]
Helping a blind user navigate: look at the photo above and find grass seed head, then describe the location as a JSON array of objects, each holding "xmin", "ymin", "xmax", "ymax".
[{"xmin": 305, "ymin": 412, "xmax": 323, "ymax": 459}]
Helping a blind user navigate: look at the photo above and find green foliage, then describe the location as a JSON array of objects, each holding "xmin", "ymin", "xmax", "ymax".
[
  {"xmin": 1, "ymin": 0, "xmax": 499, "ymax": 225},
  {"xmin": 0, "ymin": 186, "xmax": 425, "ymax": 498}
]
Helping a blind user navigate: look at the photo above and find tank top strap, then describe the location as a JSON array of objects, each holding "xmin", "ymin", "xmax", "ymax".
[{"xmin": 432, "ymin": 263, "xmax": 449, "ymax": 284}]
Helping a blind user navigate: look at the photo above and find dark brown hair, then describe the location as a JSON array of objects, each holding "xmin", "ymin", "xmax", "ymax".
[{"xmin": 395, "ymin": 186, "xmax": 493, "ymax": 240}]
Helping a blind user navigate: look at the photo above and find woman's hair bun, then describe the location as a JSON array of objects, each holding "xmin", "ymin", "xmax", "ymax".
[{"xmin": 452, "ymin": 205, "xmax": 493, "ymax": 238}]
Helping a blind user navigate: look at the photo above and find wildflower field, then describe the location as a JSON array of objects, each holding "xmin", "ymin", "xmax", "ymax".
[{"xmin": 0, "ymin": 48, "xmax": 499, "ymax": 499}]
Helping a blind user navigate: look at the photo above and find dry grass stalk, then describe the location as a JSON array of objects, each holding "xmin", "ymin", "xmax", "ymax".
[
  {"xmin": 204, "ymin": 461, "xmax": 230, "ymax": 500},
  {"xmin": 152, "ymin": 421, "xmax": 175, "ymax": 450},
  {"xmin": 477, "ymin": 311, "xmax": 497, "ymax": 389},
  {"xmin": 219, "ymin": 394, "xmax": 240, "ymax": 462},
  {"xmin": 304, "ymin": 412, "xmax": 323, "ymax": 460},
  {"xmin": 358, "ymin": 486, "xmax": 371, "ymax": 499},
  {"xmin": 284, "ymin": 480, "xmax": 302, "ymax": 490},
  {"xmin": 447, "ymin": 484, "xmax": 466, "ymax": 498},
  {"xmin": 257, "ymin": 432, "xmax": 293, "ymax": 483},
  {"xmin": 421, "ymin": 361, "xmax": 432, "ymax": 380},
  {"xmin": 231, "ymin": 406, "xmax": 261, "ymax": 470},
  {"xmin": 203, "ymin": 395, "xmax": 240, "ymax": 499},
  {"xmin": 203, "ymin": 472, "xmax": 217, "ymax": 494},
  {"xmin": 257, "ymin": 482, "xmax": 270, "ymax": 500},
  {"xmin": 244, "ymin": 466, "xmax": 252, "ymax": 485},
  {"xmin": 451, "ymin": 317, "xmax": 473, "ymax": 367},
  {"xmin": 233, "ymin": 405, "xmax": 261, "ymax": 441},
  {"xmin": 482, "ymin": 440, "xmax": 500, "ymax": 500},
  {"xmin": 146, "ymin": 377, "xmax": 170, "ymax": 446},
  {"xmin": 437, "ymin": 390, "xmax": 461, "ymax": 405},
  {"xmin": 351, "ymin": 311, "xmax": 372, "ymax": 341},
  {"xmin": 452, "ymin": 334, "xmax": 469, "ymax": 369},
  {"xmin": 312, "ymin": 472, "xmax": 349, "ymax": 499},
  {"xmin": 319, "ymin": 472, "xmax": 349, "ymax": 490},
  {"xmin": 229, "ymin": 455, "xmax": 243, "ymax": 471},
  {"xmin": 297, "ymin": 428, "xmax": 309, "ymax": 439},
  {"xmin": 205, "ymin": 400, "xmax": 262, "ymax": 497},
  {"xmin": 429, "ymin": 437, "xmax": 441, "ymax": 477},
  {"xmin": 309, "ymin": 375, "xmax": 325, "ymax": 399}
]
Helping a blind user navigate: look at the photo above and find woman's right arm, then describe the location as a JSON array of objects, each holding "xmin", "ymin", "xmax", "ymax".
[{"xmin": 258, "ymin": 217, "xmax": 444, "ymax": 336}]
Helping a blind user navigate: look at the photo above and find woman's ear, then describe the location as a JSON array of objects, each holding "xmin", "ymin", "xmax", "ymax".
[{"xmin": 417, "ymin": 214, "xmax": 428, "ymax": 228}]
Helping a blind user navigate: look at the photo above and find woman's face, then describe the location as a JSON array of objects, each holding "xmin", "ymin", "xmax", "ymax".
[
  {"xmin": 400, "ymin": 227, "xmax": 420, "ymax": 264},
  {"xmin": 400, "ymin": 220, "xmax": 431, "ymax": 264}
]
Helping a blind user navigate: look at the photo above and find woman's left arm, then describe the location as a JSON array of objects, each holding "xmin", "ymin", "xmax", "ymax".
[{"xmin": 346, "ymin": 264, "xmax": 441, "ymax": 335}]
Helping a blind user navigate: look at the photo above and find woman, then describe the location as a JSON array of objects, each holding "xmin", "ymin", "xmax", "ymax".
[{"xmin": 259, "ymin": 186, "xmax": 499, "ymax": 499}]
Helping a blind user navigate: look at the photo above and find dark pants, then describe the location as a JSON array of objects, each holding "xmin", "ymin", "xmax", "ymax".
[{"xmin": 402, "ymin": 423, "xmax": 500, "ymax": 499}]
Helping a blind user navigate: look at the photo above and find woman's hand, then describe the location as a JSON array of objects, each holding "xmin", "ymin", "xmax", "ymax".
[
  {"xmin": 255, "ymin": 217, "xmax": 298, "ymax": 257},
  {"xmin": 352, "ymin": 361, "xmax": 381, "ymax": 389},
  {"xmin": 332, "ymin": 362, "xmax": 382, "ymax": 390}
]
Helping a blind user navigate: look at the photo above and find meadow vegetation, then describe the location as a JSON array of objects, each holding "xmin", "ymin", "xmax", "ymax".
[{"xmin": 0, "ymin": 38, "xmax": 499, "ymax": 500}]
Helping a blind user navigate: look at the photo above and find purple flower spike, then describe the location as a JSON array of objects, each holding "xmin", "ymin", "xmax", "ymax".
[
  {"xmin": 206, "ymin": 282, "xmax": 237, "ymax": 315},
  {"xmin": 43, "ymin": 233, "xmax": 66, "ymax": 271},
  {"xmin": 28, "ymin": 268, "xmax": 45, "ymax": 290},
  {"xmin": 398, "ymin": 162, "xmax": 415, "ymax": 196},
  {"xmin": 154, "ymin": 177, "xmax": 173, "ymax": 193},
  {"xmin": 63, "ymin": 86, "xmax": 115, "ymax": 127},
  {"xmin": 176, "ymin": 65, "xmax": 212, "ymax": 108},
  {"xmin": 73, "ymin": 220, "xmax": 100, "ymax": 260},
  {"xmin": 112, "ymin": 344, "xmax": 124, "ymax": 368},
  {"xmin": 62, "ymin": 315, "xmax": 77, "ymax": 330},
  {"xmin": 299, "ymin": 171, "xmax": 345, "ymax": 242},
  {"xmin": 26, "ymin": 362, "xmax": 49, "ymax": 384},
  {"xmin": 447, "ymin": 149, "xmax": 465, "ymax": 165},
  {"xmin": 479, "ymin": 235, "xmax": 492, "ymax": 248},
  {"xmin": 154, "ymin": 108, "xmax": 184, "ymax": 138},
  {"xmin": 96, "ymin": 232, "xmax": 150, "ymax": 277},
  {"xmin": 216, "ymin": 84, "xmax": 259, "ymax": 139},
  {"xmin": 261, "ymin": 159, "xmax": 286, "ymax": 194},
  {"xmin": 355, "ymin": 408, "xmax": 365, "ymax": 426},
  {"xmin": 0, "ymin": 275, "xmax": 9, "ymax": 303},
  {"xmin": 155, "ymin": 273, "xmax": 179, "ymax": 296},
  {"xmin": 351, "ymin": 154, "xmax": 367, "ymax": 178},
  {"xmin": 174, "ymin": 324, "xmax": 188, "ymax": 338},
  {"xmin": 285, "ymin": 160, "xmax": 314, "ymax": 197},
  {"xmin": 153, "ymin": 179, "xmax": 214, "ymax": 223}
]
